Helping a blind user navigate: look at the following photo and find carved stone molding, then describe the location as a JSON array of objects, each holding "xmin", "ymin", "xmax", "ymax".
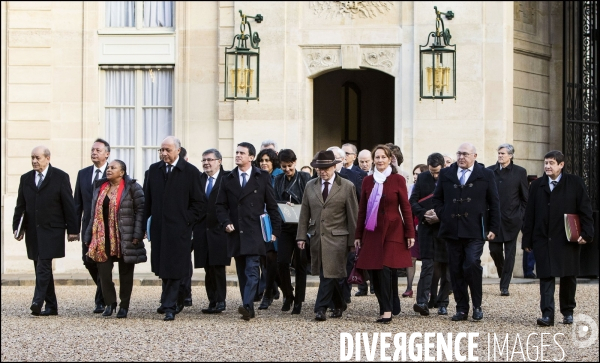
[
  {"xmin": 301, "ymin": 47, "xmax": 342, "ymax": 77},
  {"xmin": 309, "ymin": 1, "xmax": 393, "ymax": 20},
  {"xmin": 361, "ymin": 50, "xmax": 394, "ymax": 70}
]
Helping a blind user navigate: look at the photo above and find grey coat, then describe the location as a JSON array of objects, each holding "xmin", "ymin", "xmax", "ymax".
[
  {"xmin": 296, "ymin": 173, "xmax": 358, "ymax": 278},
  {"xmin": 84, "ymin": 176, "xmax": 147, "ymax": 264}
]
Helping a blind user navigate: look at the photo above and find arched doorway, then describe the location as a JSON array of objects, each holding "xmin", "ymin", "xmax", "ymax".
[{"xmin": 313, "ymin": 69, "xmax": 395, "ymax": 153}]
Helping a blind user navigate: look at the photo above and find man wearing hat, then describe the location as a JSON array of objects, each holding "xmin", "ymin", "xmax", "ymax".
[{"xmin": 296, "ymin": 150, "xmax": 358, "ymax": 321}]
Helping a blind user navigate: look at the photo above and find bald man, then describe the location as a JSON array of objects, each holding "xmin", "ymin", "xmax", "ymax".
[
  {"xmin": 432, "ymin": 143, "xmax": 500, "ymax": 322},
  {"xmin": 13, "ymin": 146, "xmax": 78, "ymax": 316},
  {"xmin": 357, "ymin": 149, "xmax": 373, "ymax": 172}
]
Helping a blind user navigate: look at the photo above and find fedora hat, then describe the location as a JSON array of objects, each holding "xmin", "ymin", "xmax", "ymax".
[{"xmin": 310, "ymin": 150, "xmax": 341, "ymax": 169}]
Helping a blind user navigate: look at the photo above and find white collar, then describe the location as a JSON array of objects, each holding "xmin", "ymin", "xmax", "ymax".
[
  {"xmin": 549, "ymin": 174, "xmax": 562, "ymax": 183},
  {"xmin": 38, "ymin": 165, "xmax": 49, "ymax": 177},
  {"xmin": 166, "ymin": 157, "xmax": 180, "ymax": 168},
  {"xmin": 207, "ymin": 169, "xmax": 220, "ymax": 180},
  {"xmin": 322, "ymin": 173, "xmax": 336, "ymax": 185},
  {"xmin": 95, "ymin": 162, "xmax": 108, "ymax": 173}
]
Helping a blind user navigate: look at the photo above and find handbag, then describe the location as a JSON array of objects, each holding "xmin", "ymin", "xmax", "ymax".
[{"xmin": 347, "ymin": 246, "xmax": 365, "ymax": 285}]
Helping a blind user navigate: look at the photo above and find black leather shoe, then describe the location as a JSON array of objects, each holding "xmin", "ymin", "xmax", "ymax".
[
  {"xmin": 175, "ymin": 304, "xmax": 184, "ymax": 314},
  {"xmin": 292, "ymin": 302, "xmax": 302, "ymax": 315},
  {"xmin": 438, "ymin": 306, "xmax": 448, "ymax": 315},
  {"xmin": 537, "ymin": 316, "xmax": 554, "ymax": 326},
  {"xmin": 282, "ymin": 296, "xmax": 294, "ymax": 312},
  {"xmin": 183, "ymin": 298, "xmax": 193, "ymax": 307},
  {"xmin": 102, "ymin": 303, "xmax": 117, "ymax": 317},
  {"xmin": 116, "ymin": 308, "xmax": 128, "ymax": 319},
  {"xmin": 330, "ymin": 309, "xmax": 343, "ymax": 318},
  {"xmin": 315, "ymin": 310, "xmax": 327, "ymax": 321},
  {"xmin": 238, "ymin": 305, "xmax": 253, "ymax": 321},
  {"xmin": 345, "ymin": 297, "xmax": 352, "ymax": 304},
  {"xmin": 355, "ymin": 290, "xmax": 368, "ymax": 297},
  {"xmin": 215, "ymin": 302, "xmax": 226, "ymax": 312},
  {"xmin": 30, "ymin": 302, "xmax": 42, "ymax": 316},
  {"xmin": 370, "ymin": 287, "xmax": 375, "ymax": 294},
  {"xmin": 164, "ymin": 312, "xmax": 175, "ymax": 321},
  {"xmin": 563, "ymin": 315, "xmax": 573, "ymax": 324},
  {"xmin": 413, "ymin": 303, "xmax": 430, "ymax": 316},
  {"xmin": 156, "ymin": 306, "xmax": 165, "ymax": 314},
  {"xmin": 93, "ymin": 304, "xmax": 105, "ymax": 314},
  {"xmin": 524, "ymin": 273, "xmax": 537, "ymax": 279},
  {"xmin": 500, "ymin": 288, "xmax": 510, "ymax": 296},
  {"xmin": 258, "ymin": 295, "xmax": 273, "ymax": 310},
  {"xmin": 254, "ymin": 292, "xmax": 263, "ymax": 302},
  {"xmin": 40, "ymin": 309, "xmax": 58, "ymax": 316},
  {"xmin": 472, "ymin": 307, "xmax": 483, "ymax": 321},
  {"xmin": 451, "ymin": 312, "xmax": 468, "ymax": 321},
  {"xmin": 392, "ymin": 295, "xmax": 401, "ymax": 316},
  {"xmin": 376, "ymin": 317, "xmax": 392, "ymax": 324}
]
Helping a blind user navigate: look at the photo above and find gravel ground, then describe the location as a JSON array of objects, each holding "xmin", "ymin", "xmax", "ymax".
[{"xmin": 1, "ymin": 284, "xmax": 598, "ymax": 361}]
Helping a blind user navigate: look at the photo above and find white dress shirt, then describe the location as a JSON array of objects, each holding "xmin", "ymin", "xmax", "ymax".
[
  {"xmin": 91, "ymin": 162, "xmax": 108, "ymax": 184},
  {"xmin": 238, "ymin": 166, "xmax": 252, "ymax": 187},
  {"xmin": 321, "ymin": 174, "xmax": 336, "ymax": 194},
  {"xmin": 549, "ymin": 173, "xmax": 562, "ymax": 191},
  {"xmin": 35, "ymin": 165, "xmax": 49, "ymax": 186},
  {"xmin": 457, "ymin": 166, "xmax": 473, "ymax": 184},
  {"xmin": 205, "ymin": 170, "xmax": 220, "ymax": 193}
]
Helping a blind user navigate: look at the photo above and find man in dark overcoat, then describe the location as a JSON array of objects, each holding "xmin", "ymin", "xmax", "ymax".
[
  {"xmin": 193, "ymin": 148, "xmax": 230, "ymax": 314},
  {"xmin": 522, "ymin": 150, "xmax": 594, "ymax": 327},
  {"xmin": 13, "ymin": 146, "xmax": 78, "ymax": 316},
  {"xmin": 487, "ymin": 143, "xmax": 528, "ymax": 296},
  {"xmin": 73, "ymin": 138, "xmax": 110, "ymax": 313},
  {"xmin": 433, "ymin": 143, "xmax": 500, "ymax": 322},
  {"xmin": 215, "ymin": 142, "xmax": 282, "ymax": 321},
  {"xmin": 410, "ymin": 153, "xmax": 451, "ymax": 316},
  {"xmin": 143, "ymin": 136, "xmax": 203, "ymax": 321}
]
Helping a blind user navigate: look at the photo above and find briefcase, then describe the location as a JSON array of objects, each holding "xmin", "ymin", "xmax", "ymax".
[{"xmin": 277, "ymin": 203, "xmax": 302, "ymax": 224}]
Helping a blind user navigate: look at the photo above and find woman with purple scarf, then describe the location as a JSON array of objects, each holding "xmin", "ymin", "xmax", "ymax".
[{"xmin": 354, "ymin": 145, "xmax": 415, "ymax": 323}]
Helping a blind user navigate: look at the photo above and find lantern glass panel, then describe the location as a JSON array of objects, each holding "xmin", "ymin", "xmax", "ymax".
[
  {"xmin": 420, "ymin": 47, "xmax": 455, "ymax": 99},
  {"xmin": 224, "ymin": 51, "xmax": 259, "ymax": 100}
]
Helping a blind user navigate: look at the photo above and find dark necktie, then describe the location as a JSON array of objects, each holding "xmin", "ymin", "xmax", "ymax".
[
  {"xmin": 322, "ymin": 181, "xmax": 330, "ymax": 202},
  {"xmin": 206, "ymin": 176, "xmax": 214, "ymax": 195},
  {"xmin": 93, "ymin": 169, "xmax": 101, "ymax": 184},
  {"xmin": 37, "ymin": 172, "xmax": 44, "ymax": 189},
  {"xmin": 166, "ymin": 164, "xmax": 173, "ymax": 176},
  {"xmin": 241, "ymin": 173, "xmax": 248, "ymax": 188},
  {"xmin": 551, "ymin": 180, "xmax": 557, "ymax": 191}
]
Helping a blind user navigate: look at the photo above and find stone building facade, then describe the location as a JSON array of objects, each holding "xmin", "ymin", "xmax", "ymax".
[{"xmin": 1, "ymin": 1, "xmax": 567, "ymax": 276}]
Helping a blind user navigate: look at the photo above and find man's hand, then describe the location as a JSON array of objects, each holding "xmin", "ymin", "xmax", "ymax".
[
  {"xmin": 14, "ymin": 230, "xmax": 24, "ymax": 241},
  {"xmin": 68, "ymin": 234, "xmax": 79, "ymax": 242},
  {"xmin": 424, "ymin": 209, "xmax": 439, "ymax": 224},
  {"xmin": 271, "ymin": 234, "xmax": 277, "ymax": 242},
  {"xmin": 225, "ymin": 224, "xmax": 235, "ymax": 233},
  {"xmin": 487, "ymin": 232, "xmax": 495, "ymax": 241},
  {"xmin": 524, "ymin": 248, "xmax": 532, "ymax": 253},
  {"xmin": 297, "ymin": 240, "xmax": 305, "ymax": 250},
  {"xmin": 132, "ymin": 238, "xmax": 139, "ymax": 245},
  {"xmin": 577, "ymin": 236, "xmax": 587, "ymax": 244},
  {"xmin": 407, "ymin": 238, "xmax": 415, "ymax": 248},
  {"xmin": 354, "ymin": 239, "xmax": 361, "ymax": 251}
]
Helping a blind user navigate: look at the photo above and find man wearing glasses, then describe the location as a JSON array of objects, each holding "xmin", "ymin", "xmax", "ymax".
[{"xmin": 432, "ymin": 143, "xmax": 500, "ymax": 322}]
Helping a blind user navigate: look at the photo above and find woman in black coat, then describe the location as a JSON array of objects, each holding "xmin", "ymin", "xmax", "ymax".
[
  {"xmin": 84, "ymin": 160, "xmax": 146, "ymax": 318},
  {"xmin": 273, "ymin": 149, "xmax": 312, "ymax": 314}
]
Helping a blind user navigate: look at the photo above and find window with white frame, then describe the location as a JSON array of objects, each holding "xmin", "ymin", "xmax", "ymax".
[
  {"xmin": 105, "ymin": 1, "xmax": 174, "ymax": 29},
  {"xmin": 103, "ymin": 68, "xmax": 173, "ymax": 182}
]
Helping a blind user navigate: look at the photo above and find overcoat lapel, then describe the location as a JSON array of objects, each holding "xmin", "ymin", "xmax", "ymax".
[
  {"xmin": 324, "ymin": 175, "xmax": 342, "ymax": 205},
  {"xmin": 37, "ymin": 165, "xmax": 53, "ymax": 191},
  {"xmin": 313, "ymin": 177, "xmax": 325, "ymax": 204},
  {"xmin": 239, "ymin": 167, "xmax": 260, "ymax": 200}
]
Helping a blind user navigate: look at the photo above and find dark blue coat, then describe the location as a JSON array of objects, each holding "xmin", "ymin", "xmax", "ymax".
[
  {"xmin": 215, "ymin": 166, "xmax": 282, "ymax": 257},
  {"xmin": 74, "ymin": 165, "xmax": 107, "ymax": 262},
  {"xmin": 433, "ymin": 161, "xmax": 501, "ymax": 241}
]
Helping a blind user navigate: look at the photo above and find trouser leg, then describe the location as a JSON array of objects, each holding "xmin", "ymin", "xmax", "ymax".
[
  {"xmin": 315, "ymin": 266, "xmax": 345, "ymax": 313},
  {"xmin": 212, "ymin": 265, "xmax": 227, "ymax": 303},
  {"xmin": 500, "ymin": 238, "xmax": 517, "ymax": 290},
  {"xmin": 264, "ymin": 250, "xmax": 279, "ymax": 297},
  {"xmin": 489, "ymin": 241, "xmax": 504, "ymax": 278},
  {"xmin": 342, "ymin": 252, "xmax": 354, "ymax": 301},
  {"xmin": 372, "ymin": 267, "xmax": 393, "ymax": 314},
  {"xmin": 205, "ymin": 266, "xmax": 216, "ymax": 305},
  {"xmin": 446, "ymin": 239, "xmax": 469, "ymax": 313},
  {"xmin": 559, "ymin": 276, "xmax": 577, "ymax": 317},
  {"xmin": 96, "ymin": 259, "xmax": 117, "ymax": 307},
  {"xmin": 293, "ymin": 245, "xmax": 307, "ymax": 302},
  {"xmin": 239, "ymin": 255, "xmax": 260, "ymax": 307},
  {"xmin": 436, "ymin": 263, "xmax": 451, "ymax": 308},
  {"xmin": 430, "ymin": 263, "xmax": 441, "ymax": 306},
  {"xmin": 416, "ymin": 259, "xmax": 434, "ymax": 304},
  {"xmin": 33, "ymin": 259, "xmax": 58, "ymax": 310},
  {"xmin": 179, "ymin": 258, "xmax": 192, "ymax": 303},
  {"xmin": 539, "ymin": 277, "xmax": 555, "ymax": 318},
  {"xmin": 463, "ymin": 239, "xmax": 485, "ymax": 309},
  {"xmin": 161, "ymin": 278, "xmax": 181, "ymax": 314},
  {"xmin": 83, "ymin": 241, "xmax": 104, "ymax": 305},
  {"xmin": 523, "ymin": 249, "xmax": 536, "ymax": 276},
  {"xmin": 235, "ymin": 257, "xmax": 247, "ymax": 301},
  {"xmin": 118, "ymin": 260, "xmax": 135, "ymax": 309}
]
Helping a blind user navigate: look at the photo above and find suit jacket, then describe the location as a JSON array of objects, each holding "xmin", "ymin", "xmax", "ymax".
[
  {"xmin": 432, "ymin": 161, "xmax": 501, "ymax": 241},
  {"xmin": 296, "ymin": 173, "xmax": 358, "ymax": 278},
  {"xmin": 215, "ymin": 166, "xmax": 282, "ymax": 257},
  {"xmin": 74, "ymin": 164, "xmax": 107, "ymax": 262},
  {"xmin": 487, "ymin": 161, "xmax": 528, "ymax": 242},
  {"xmin": 143, "ymin": 159, "xmax": 203, "ymax": 279},
  {"xmin": 13, "ymin": 165, "xmax": 78, "ymax": 260},
  {"xmin": 522, "ymin": 173, "xmax": 594, "ymax": 278},
  {"xmin": 339, "ymin": 167, "xmax": 363, "ymax": 202},
  {"xmin": 193, "ymin": 168, "xmax": 231, "ymax": 267},
  {"xmin": 355, "ymin": 173, "xmax": 414, "ymax": 269},
  {"xmin": 410, "ymin": 171, "xmax": 440, "ymax": 260}
]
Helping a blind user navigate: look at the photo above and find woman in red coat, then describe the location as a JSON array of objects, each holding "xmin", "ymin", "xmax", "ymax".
[{"xmin": 355, "ymin": 145, "xmax": 415, "ymax": 323}]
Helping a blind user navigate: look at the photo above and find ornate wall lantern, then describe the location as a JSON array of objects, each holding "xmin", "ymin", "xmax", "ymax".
[
  {"xmin": 420, "ymin": 7, "xmax": 456, "ymax": 101},
  {"xmin": 224, "ymin": 10, "xmax": 263, "ymax": 101}
]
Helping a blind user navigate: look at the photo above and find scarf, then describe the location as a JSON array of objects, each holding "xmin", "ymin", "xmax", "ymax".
[
  {"xmin": 87, "ymin": 180, "xmax": 125, "ymax": 262},
  {"xmin": 365, "ymin": 165, "xmax": 392, "ymax": 231}
]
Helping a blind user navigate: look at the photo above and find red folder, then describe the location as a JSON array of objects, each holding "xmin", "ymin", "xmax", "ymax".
[{"xmin": 564, "ymin": 214, "xmax": 581, "ymax": 242}]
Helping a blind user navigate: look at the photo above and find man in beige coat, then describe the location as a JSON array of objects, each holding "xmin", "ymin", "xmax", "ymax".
[{"xmin": 297, "ymin": 150, "xmax": 358, "ymax": 321}]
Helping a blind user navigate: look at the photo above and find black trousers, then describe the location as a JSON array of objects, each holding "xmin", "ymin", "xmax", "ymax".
[
  {"xmin": 489, "ymin": 238, "xmax": 517, "ymax": 290},
  {"xmin": 446, "ymin": 238, "xmax": 485, "ymax": 313},
  {"xmin": 371, "ymin": 267, "xmax": 394, "ymax": 314},
  {"xmin": 340, "ymin": 252, "xmax": 354, "ymax": 301},
  {"xmin": 264, "ymin": 250, "xmax": 281, "ymax": 298},
  {"xmin": 278, "ymin": 225, "xmax": 307, "ymax": 302},
  {"xmin": 160, "ymin": 278, "xmax": 183, "ymax": 314},
  {"xmin": 523, "ymin": 249, "xmax": 536, "ymax": 276},
  {"xmin": 180, "ymin": 257, "xmax": 193, "ymax": 300},
  {"xmin": 416, "ymin": 259, "xmax": 434, "ymax": 304},
  {"xmin": 314, "ymin": 266, "xmax": 345, "ymax": 313},
  {"xmin": 97, "ymin": 258, "xmax": 135, "ymax": 309},
  {"xmin": 357, "ymin": 271, "xmax": 373, "ymax": 292},
  {"xmin": 82, "ymin": 242, "xmax": 104, "ymax": 305},
  {"xmin": 32, "ymin": 259, "xmax": 57, "ymax": 310},
  {"xmin": 539, "ymin": 276, "xmax": 577, "ymax": 317},
  {"xmin": 204, "ymin": 265, "xmax": 227, "ymax": 304},
  {"xmin": 430, "ymin": 262, "xmax": 451, "ymax": 308}
]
